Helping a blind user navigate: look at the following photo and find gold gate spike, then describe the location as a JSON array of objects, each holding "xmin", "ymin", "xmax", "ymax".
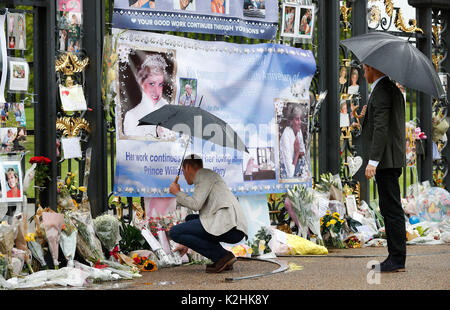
[
  {"xmin": 55, "ymin": 52, "xmax": 89, "ymax": 87},
  {"xmin": 56, "ymin": 116, "xmax": 91, "ymax": 137}
]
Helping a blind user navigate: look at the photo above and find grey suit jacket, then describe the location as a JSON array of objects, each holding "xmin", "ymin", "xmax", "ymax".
[
  {"xmin": 361, "ymin": 77, "xmax": 406, "ymax": 169},
  {"xmin": 176, "ymin": 168, "xmax": 248, "ymax": 238}
]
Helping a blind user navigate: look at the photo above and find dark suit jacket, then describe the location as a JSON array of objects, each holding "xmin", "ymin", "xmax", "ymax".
[{"xmin": 361, "ymin": 77, "xmax": 406, "ymax": 169}]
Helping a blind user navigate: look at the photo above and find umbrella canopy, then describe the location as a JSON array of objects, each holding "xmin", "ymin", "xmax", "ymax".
[
  {"xmin": 138, "ymin": 104, "xmax": 248, "ymax": 153},
  {"xmin": 341, "ymin": 32, "xmax": 445, "ymax": 99}
]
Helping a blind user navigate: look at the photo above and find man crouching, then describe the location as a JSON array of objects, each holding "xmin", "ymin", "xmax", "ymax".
[{"xmin": 169, "ymin": 154, "xmax": 248, "ymax": 273}]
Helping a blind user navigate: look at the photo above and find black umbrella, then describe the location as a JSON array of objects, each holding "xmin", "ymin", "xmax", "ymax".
[
  {"xmin": 341, "ymin": 32, "xmax": 445, "ymax": 99},
  {"xmin": 138, "ymin": 99, "xmax": 248, "ymax": 181}
]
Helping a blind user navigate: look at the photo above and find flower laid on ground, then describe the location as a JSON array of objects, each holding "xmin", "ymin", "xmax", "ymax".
[
  {"xmin": 247, "ymin": 227, "xmax": 272, "ymax": 256},
  {"xmin": 132, "ymin": 253, "xmax": 157, "ymax": 272},
  {"xmin": 231, "ymin": 244, "xmax": 252, "ymax": 258},
  {"xmin": 344, "ymin": 235, "xmax": 361, "ymax": 248},
  {"xmin": 320, "ymin": 211, "xmax": 346, "ymax": 249}
]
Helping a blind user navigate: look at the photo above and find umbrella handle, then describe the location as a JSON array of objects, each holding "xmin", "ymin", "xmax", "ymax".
[{"xmin": 175, "ymin": 175, "xmax": 179, "ymax": 183}]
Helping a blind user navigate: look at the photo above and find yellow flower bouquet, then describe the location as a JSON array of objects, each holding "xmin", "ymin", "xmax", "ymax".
[{"xmin": 320, "ymin": 211, "xmax": 346, "ymax": 248}]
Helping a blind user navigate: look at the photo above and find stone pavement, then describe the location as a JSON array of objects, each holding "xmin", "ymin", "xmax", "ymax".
[{"xmin": 81, "ymin": 244, "xmax": 449, "ymax": 291}]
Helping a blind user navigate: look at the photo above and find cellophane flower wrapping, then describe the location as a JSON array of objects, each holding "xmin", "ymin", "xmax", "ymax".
[
  {"xmin": 68, "ymin": 211, "xmax": 104, "ymax": 263},
  {"xmin": 0, "ymin": 254, "xmax": 9, "ymax": 279},
  {"xmin": 42, "ymin": 212, "xmax": 64, "ymax": 268},
  {"xmin": 286, "ymin": 185, "xmax": 323, "ymax": 242},
  {"xmin": 93, "ymin": 213, "xmax": 121, "ymax": 252},
  {"xmin": 0, "ymin": 223, "xmax": 14, "ymax": 260},
  {"xmin": 169, "ymin": 240, "xmax": 183, "ymax": 265},
  {"xmin": 23, "ymin": 163, "xmax": 36, "ymax": 193},
  {"xmin": 141, "ymin": 227, "xmax": 173, "ymax": 268},
  {"xmin": 11, "ymin": 248, "xmax": 26, "ymax": 276},
  {"xmin": 60, "ymin": 215, "xmax": 78, "ymax": 267}
]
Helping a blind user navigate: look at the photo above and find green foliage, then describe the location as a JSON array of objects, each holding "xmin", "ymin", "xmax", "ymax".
[
  {"xmin": 247, "ymin": 227, "xmax": 272, "ymax": 256},
  {"xmin": 118, "ymin": 221, "xmax": 150, "ymax": 254}
]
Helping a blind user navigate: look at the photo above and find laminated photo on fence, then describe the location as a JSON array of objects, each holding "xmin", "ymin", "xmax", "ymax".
[{"xmin": 275, "ymin": 99, "xmax": 311, "ymax": 183}]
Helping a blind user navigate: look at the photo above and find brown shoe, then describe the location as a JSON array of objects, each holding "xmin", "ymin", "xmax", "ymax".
[
  {"xmin": 205, "ymin": 252, "xmax": 236, "ymax": 273},
  {"xmin": 206, "ymin": 262, "xmax": 233, "ymax": 272}
]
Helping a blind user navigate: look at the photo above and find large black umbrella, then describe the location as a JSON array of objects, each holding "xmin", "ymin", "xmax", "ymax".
[
  {"xmin": 138, "ymin": 102, "xmax": 248, "ymax": 181},
  {"xmin": 341, "ymin": 32, "xmax": 445, "ymax": 99}
]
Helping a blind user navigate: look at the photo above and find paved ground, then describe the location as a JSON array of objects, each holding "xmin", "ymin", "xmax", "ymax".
[{"xmin": 80, "ymin": 244, "xmax": 449, "ymax": 291}]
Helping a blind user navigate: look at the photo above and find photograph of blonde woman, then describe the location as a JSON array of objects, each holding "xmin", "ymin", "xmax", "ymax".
[
  {"xmin": 5, "ymin": 167, "xmax": 21, "ymax": 198},
  {"xmin": 120, "ymin": 49, "xmax": 177, "ymax": 140}
]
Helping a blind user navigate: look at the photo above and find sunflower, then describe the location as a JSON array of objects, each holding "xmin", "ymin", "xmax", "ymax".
[{"xmin": 142, "ymin": 259, "xmax": 158, "ymax": 272}]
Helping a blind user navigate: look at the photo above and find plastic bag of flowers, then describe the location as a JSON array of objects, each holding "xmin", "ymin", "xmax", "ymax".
[
  {"xmin": 42, "ymin": 212, "xmax": 64, "ymax": 269},
  {"xmin": 286, "ymin": 185, "xmax": 323, "ymax": 244},
  {"xmin": 0, "ymin": 253, "xmax": 9, "ymax": 279},
  {"xmin": 0, "ymin": 222, "xmax": 14, "ymax": 275},
  {"xmin": 25, "ymin": 233, "xmax": 47, "ymax": 270},
  {"xmin": 93, "ymin": 213, "xmax": 121, "ymax": 254},
  {"xmin": 73, "ymin": 260, "xmax": 121, "ymax": 282},
  {"xmin": 60, "ymin": 215, "xmax": 78, "ymax": 268},
  {"xmin": 141, "ymin": 227, "xmax": 174, "ymax": 268},
  {"xmin": 67, "ymin": 211, "xmax": 104, "ymax": 263}
]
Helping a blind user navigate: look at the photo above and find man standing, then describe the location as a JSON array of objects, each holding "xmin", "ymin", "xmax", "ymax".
[
  {"xmin": 169, "ymin": 154, "xmax": 248, "ymax": 273},
  {"xmin": 362, "ymin": 64, "xmax": 406, "ymax": 273}
]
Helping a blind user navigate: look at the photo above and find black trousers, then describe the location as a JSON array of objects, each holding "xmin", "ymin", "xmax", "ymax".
[{"xmin": 375, "ymin": 168, "xmax": 406, "ymax": 265}]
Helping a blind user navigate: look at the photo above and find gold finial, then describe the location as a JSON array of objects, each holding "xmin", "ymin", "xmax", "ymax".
[
  {"xmin": 55, "ymin": 52, "xmax": 90, "ymax": 87},
  {"xmin": 394, "ymin": 8, "xmax": 424, "ymax": 34},
  {"xmin": 340, "ymin": 4, "xmax": 352, "ymax": 32},
  {"xmin": 56, "ymin": 117, "xmax": 91, "ymax": 137}
]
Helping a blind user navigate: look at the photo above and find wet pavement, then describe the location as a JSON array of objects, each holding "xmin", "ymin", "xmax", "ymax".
[{"xmin": 76, "ymin": 244, "xmax": 450, "ymax": 291}]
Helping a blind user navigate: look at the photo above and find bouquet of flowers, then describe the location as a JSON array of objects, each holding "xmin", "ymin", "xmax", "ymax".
[
  {"xmin": 344, "ymin": 235, "xmax": 362, "ymax": 248},
  {"xmin": 0, "ymin": 222, "xmax": 14, "ymax": 262},
  {"xmin": 119, "ymin": 221, "xmax": 150, "ymax": 255},
  {"xmin": 148, "ymin": 215, "xmax": 179, "ymax": 238},
  {"xmin": 25, "ymin": 233, "xmax": 47, "ymax": 270},
  {"xmin": 59, "ymin": 215, "xmax": 78, "ymax": 267},
  {"xmin": 320, "ymin": 211, "xmax": 346, "ymax": 248},
  {"xmin": 286, "ymin": 185, "xmax": 323, "ymax": 244},
  {"xmin": 93, "ymin": 213, "xmax": 121, "ymax": 254},
  {"xmin": 141, "ymin": 227, "xmax": 174, "ymax": 268},
  {"xmin": 68, "ymin": 211, "xmax": 104, "ymax": 264},
  {"xmin": 131, "ymin": 253, "xmax": 158, "ymax": 272},
  {"xmin": 29, "ymin": 156, "xmax": 51, "ymax": 189},
  {"xmin": 42, "ymin": 212, "xmax": 64, "ymax": 269},
  {"xmin": 247, "ymin": 227, "xmax": 272, "ymax": 256},
  {"xmin": 0, "ymin": 253, "xmax": 8, "ymax": 279}
]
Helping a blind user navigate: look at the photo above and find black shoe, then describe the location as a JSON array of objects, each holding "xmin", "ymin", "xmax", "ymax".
[
  {"xmin": 378, "ymin": 260, "xmax": 405, "ymax": 273},
  {"xmin": 371, "ymin": 257, "xmax": 390, "ymax": 269}
]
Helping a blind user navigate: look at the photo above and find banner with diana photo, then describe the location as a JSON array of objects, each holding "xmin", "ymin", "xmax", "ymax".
[
  {"xmin": 112, "ymin": 0, "xmax": 278, "ymax": 40},
  {"xmin": 113, "ymin": 29, "xmax": 316, "ymax": 197}
]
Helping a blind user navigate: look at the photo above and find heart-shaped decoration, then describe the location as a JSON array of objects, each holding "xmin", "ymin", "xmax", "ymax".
[
  {"xmin": 62, "ymin": 91, "xmax": 70, "ymax": 96},
  {"xmin": 347, "ymin": 156, "xmax": 363, "ymax": 177},
  {"xmin": 131, "ymin": 18, "xmax": 137, "ymax": 23}
]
